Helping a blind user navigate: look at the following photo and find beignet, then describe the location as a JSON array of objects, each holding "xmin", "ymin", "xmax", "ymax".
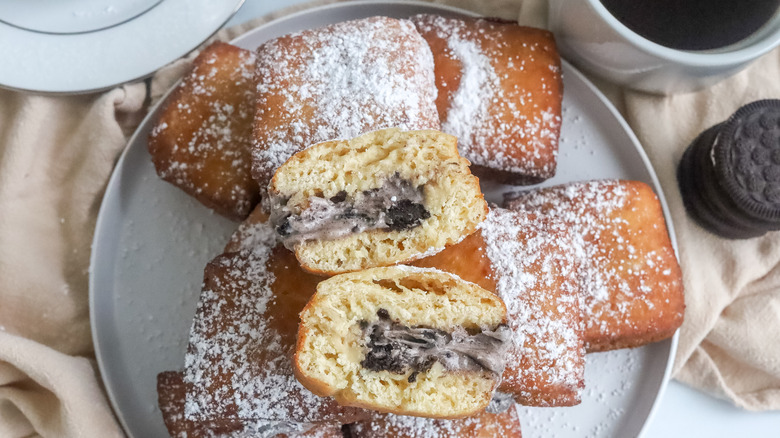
[
  {"xmin": 505, "ymin": 180, "xmax": 685, "ymax": 352},
  {"xmin": 348, "ymin": 408, "xmax": 523, "ymax": 438},
  {"xmin": 267, "ymin": 128, "xmax": 487, "ymax": 275},
  {"xmin": 412, "ymin": 15, "xmax": 563, "ymax": 185},
  {"xmin": 414, "ymin": 209, "xmax": 586, "ymax": 407},
  {"xmin": 294, "ymin": 266, "xmax": 509, "ymax": 418},
  {"xmin": 183, "ymin": 219, "xmax": 367, "ymax": 428},
  {"xmin": 156, "ymin": 371, "xmax": 343, "ymax": 437},
  {"xmin": 252, "ymin": 16, "xmax": 439, "ymax": 190},
  {"xmin": 149, "ymin": 41, "xmax": 259, "ymax": 221}
]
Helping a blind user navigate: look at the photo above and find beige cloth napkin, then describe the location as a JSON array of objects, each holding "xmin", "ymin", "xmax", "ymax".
[
  {"xmin": 622, "ymin": 53, "xmax": 780, "ymax": 410},
  {"xmin": 0, "ymin": 85, "xmax": 146, "ymax": 437},
  {"xmin": 0, "ymin": 1, "xmax": 778, "ymax": 437}
]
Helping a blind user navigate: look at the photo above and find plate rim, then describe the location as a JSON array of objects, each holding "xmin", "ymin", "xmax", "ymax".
[
  {"xmin": 0, "ymin": 0, "xmax": 245, "ymax": 95},
  {"xmin": 89, "ymin": 2, "xmax": 680, "ymax": 436}
]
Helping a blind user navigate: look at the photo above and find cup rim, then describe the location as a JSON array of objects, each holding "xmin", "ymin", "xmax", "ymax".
[{"xmin": 587, "ymin": 0, "xmax": 780, "ymax": 67}]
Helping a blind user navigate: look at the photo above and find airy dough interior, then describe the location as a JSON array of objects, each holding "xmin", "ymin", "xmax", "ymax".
[
  {"xmin": 295, "ymin": 267, "xmax": 506, "ymax": 418},
  {"xmin": 269, "ymin": 128, "xmax": 486, "ymax": 274}
]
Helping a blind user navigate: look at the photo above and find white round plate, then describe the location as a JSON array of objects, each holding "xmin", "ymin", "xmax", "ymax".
[
  {"xmin": 0, "ymin": 0, "xmax": 244, "ymax": 94},
  {"xmin": 90, "ymin": 2, "xmax": 678, "ymax": 437}
]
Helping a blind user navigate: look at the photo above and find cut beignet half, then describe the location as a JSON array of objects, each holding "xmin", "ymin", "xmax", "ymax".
[
  {"xmin": 268, "ymin": 128, "xmax": 487, "ymax": 275},
  {"xmin": 294, "ymin": 266, "xmax": 509, "ymax": 418}
]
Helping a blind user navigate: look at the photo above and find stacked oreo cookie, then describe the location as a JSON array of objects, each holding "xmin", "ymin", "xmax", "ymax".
[{"xmin": 678, "ymin": 100, "xmax": 780, "ymax": 239}]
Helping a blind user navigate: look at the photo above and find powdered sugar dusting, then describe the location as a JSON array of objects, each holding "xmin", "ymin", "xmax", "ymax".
[
  {"xmin": 350, "ymin": 408, "xmax": 522, "ymax": 438},
  {"xmin": 441, "ymin": 36, "xmax": 499, "ymax": 150},
  {"xmin": 253, "ymin": 17, "xmax": 439, "ymax": 187},
  {"xmin": 156, "ymin": 371, "xmax": 190, "ymax": 438},
  {"xmin": 224, "ymin": 208, "xmax": 274, "ymax": 254},
  {"xmin": 157, "ymin": 371, "xmax": 337, "ymax": 438},
  {"xmin": 504, "ymin": 180, "xmax": 684, "ymax": 350},
  {"xmin": 183, "ymin": 220, "xmax": 360, "ymax": 426},
  {"xmin": 479, "ymin": 208, "xmax": 585, "ymax": 406},
  {"xmin": 412, "ymin": 15, "xmax": 562, "ymax": 180},
  {"xmin": 150, "ymin": 42, "xmax": 259, "ymax": 219}
]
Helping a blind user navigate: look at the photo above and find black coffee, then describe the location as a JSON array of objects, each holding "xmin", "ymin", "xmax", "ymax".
[{"xmin": 600, "ymin": 0, "xmax": 780, "ymax": 51}]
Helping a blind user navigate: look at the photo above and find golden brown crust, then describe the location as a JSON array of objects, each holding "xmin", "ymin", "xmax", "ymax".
[
  {"xmin": 148, "ymin": 41, "xmax": 259, "ymax": 221},
  {"xmin": 415, "ymin": 210, "xmax": 586, "ymax": 407},
  {"xmin": 505, "ymin": 180, "xmax": 685, "ymax": 352},
  {"xmin": 410, "ymin": 230, "xmax": 496, "ymax": 293},
  {"xmin": 412, "ymin": 15, "xmax": 563, "ymax": 185},
  {"xmin": 348, "ymin": 409, "xmax": 523, "ymax": 438},
  {"xmin": 156, "ymin": 371, "xmax": 241, "ymax": 437},
  {"xmin": 157, "ymin": 371, "xmax": 193, "ymax": 438},
  {"xmin": 586, "ymin": 327, "xmax": 681, "ymax": 353},
  {"xmin": 184, "ymin": 238, "xmax": 368, "ymax": 426},
  {"xmin": 588, "ymin": 182, "xmax": 684, "ymax": 352},
  {"xmin": 223, "ymin": 204, "xmax": 271, "ymax": 253},
  {"xmin": 491, "ymin": 212, "xmax": 585, "ymax": 407},
  {"xmin": 157, "ymin": 371, "xmax": 346, "ymax": 438}
]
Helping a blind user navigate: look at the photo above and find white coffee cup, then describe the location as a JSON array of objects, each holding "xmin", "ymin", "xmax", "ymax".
[{"xmin": 548, "ymin": 0, "xmax": 780, "ymax": 94}]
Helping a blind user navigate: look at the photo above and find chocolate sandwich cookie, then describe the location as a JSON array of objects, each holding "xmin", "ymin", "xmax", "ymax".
[
  {"xmin": 678, "ymin": 123, "xmax": 768, "ymax": 239},
  {"xmin": 678, "ymin": 100, "xmax": 780, "ymax": 239}
]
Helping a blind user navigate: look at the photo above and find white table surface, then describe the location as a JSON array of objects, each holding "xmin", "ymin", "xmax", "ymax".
[{"xmin": 226, "ymin": 1, "xmax": 780, "ymax": 436}]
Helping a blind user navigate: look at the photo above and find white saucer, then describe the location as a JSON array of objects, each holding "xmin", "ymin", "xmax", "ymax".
[{"xmin": 0, "ymin": 0, "xmax": 245, "ymax": 94}]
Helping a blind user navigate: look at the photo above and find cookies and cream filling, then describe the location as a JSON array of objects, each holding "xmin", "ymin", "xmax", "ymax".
[
  {"xmin": 359, "ymin": 308, "xmax": 510, "ymax": 381},
  {"xmin": 270, "ymin": 174, "xmax": 430, "ymax": 248},
  {"xmin": 486, "ymin": 391, "xmax": 515, "ymax": 413}
]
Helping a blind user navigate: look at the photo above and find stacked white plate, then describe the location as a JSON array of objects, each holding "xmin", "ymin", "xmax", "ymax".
[{"xmin": 0, "ymin": 0, "xmax": 244, "ymax": 93}]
